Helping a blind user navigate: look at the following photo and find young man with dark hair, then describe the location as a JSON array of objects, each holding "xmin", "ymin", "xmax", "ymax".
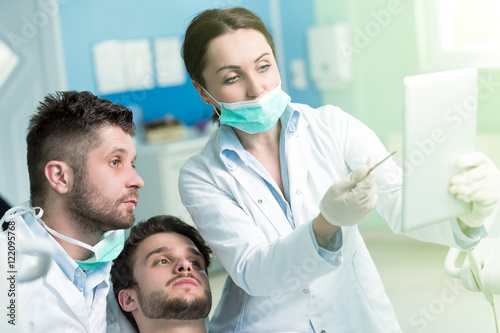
[
  {"xmin": 0, "ymin": 91, "xmax": 144, "ymax": 332},
  {"xmin": 111, "ymin": 215, "xmax": 212, "ymax": 333}
]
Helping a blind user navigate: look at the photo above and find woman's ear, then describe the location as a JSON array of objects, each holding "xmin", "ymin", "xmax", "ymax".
[
  {"xmin": 44, "ymin": 161, "xmax": 72, "ymax": 194},
  {"xmin": 118, "ymin": 289, "xmax": 138, "ymax": 312},
  {"xmin": 192, "ymin": 80, "xmax": 211, "ymax": 104}
]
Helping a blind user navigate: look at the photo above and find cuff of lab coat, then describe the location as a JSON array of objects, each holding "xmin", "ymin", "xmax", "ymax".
[
  {"xmin": 451, "ymin": 218, "xmax": 488, "ymax": 250},
  {"xmin": 308, "ymin": 222, "xmax": 343, "ymax": 263}
]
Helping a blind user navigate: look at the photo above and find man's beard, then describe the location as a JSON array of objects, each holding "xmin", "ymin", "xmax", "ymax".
[
  {"xmin": 66, "ymin": 168, "xmax": 138, "ymax": 234},
  {"xmin": 136, "ymin": 275, "xmax": 212, "ymax": 321}
]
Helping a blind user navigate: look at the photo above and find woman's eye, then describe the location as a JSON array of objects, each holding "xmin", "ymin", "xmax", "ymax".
[
  {"xmin": 224, "ymin": 75, "xmax": 238, "ymax": 84},
  {"xmin": 258, "ymin": 64, "xmax": 271, "ymax": 72}
]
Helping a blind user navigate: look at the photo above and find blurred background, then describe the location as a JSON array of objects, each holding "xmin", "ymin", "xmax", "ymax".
[{"xmin": 1, "ymin": 0, "xmax": 499, "ymax": 332}]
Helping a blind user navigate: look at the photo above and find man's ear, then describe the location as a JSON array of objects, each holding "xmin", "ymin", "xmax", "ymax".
[
  {"xmin": 44, "ymin": 161, "xmax": 72, "ymax": 194},
  {"xmin": 118, "ymin": 289, "xmax": 139, "ymax": 312}
]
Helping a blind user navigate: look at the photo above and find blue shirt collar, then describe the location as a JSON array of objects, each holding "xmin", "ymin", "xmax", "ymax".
[{"xmin": 22, "ymin": 211, "xmax": 110, "ymax": 288}]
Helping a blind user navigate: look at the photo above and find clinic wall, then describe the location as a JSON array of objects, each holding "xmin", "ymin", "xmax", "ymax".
[
  {"xmin": 59, "ymin": 0, "xmax": 321, "ymax": 126},
  {"xmin": 312, "ymin": 0, "xmax": 417, "ymax": 143},
  {"xmin": 312, "ymin": 1, "xmax": 500, "ymax": 154},
  {"xmin": 477, "ymin": 69, "xmax": 500, "ymax": 133},
  {"xmin": 311, "ymin": 0, "xmax": 418, "ymax": 230},
  {"xmin": 277, "ymin": 0, "xmax": 321, "ymax": 108}
]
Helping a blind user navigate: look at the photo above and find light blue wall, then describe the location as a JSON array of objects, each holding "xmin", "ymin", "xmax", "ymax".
[
  {"xmin": 59, "ymin": 0, "xmax": 320, "ymax": 125},
  {"xmin": 278, "ymin": 0, "xmax": 321, "ymax": 108}
]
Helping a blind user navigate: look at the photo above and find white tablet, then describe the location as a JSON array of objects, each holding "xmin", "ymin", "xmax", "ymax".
[{"xmin": 402, "ymin": 68, "xmax": 478, "ymax": 232}]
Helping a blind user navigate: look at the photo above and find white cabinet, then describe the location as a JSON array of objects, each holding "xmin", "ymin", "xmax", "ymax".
[{"xmin": 134, "ymin": 135, "xmax": 210, "ymax": 226}]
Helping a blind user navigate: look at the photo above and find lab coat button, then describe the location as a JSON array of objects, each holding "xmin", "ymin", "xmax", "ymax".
[
  {"xmin": 303, "ymin": 289, "xmax": 309, "ymax": 294},
  {"xmin": 321, "ymin": 330, "xmax": 326, "ymax": 333},
  {"xmin": 296, "ymin": 189, "xmax": 301, "ymax": 195},
  {"xmin": 257, "ymin": 199, "xmax": 263, "ymax": 204}
]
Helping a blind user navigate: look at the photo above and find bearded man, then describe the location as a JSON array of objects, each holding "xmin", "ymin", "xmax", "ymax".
[
  {"xmin": 0, "ymin": 91, "xmax": 144, "ymax": 332},
  {"xmin": 111, "ymin": 215, "xmax": 213, "ymax": 333}
]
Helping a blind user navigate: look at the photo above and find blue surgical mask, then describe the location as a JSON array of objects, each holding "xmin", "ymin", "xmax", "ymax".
[
  {"xmin": 201, "ymin": 83, "xmax": 291, "ymax": 134},
  {"xmin": 39, "ymin": 219, "xmax": 125, "ymax": 271}
]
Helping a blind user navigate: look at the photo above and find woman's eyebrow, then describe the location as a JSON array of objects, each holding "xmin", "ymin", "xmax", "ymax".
[{"xmin": 216, "ymin": 52, "xmax": 271, "ymax": 74}]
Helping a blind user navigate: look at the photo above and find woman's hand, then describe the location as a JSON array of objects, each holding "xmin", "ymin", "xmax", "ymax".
[
  {"xmin": 319, "ymin": 156, "xmax": 378, "ymax": 227},
  {"xmin": 450, "ymin": 152, "xmax": 500, "ymax": 228}
]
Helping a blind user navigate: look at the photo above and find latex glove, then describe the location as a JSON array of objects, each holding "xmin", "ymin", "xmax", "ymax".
[
  {"xmin": 449, "ymin": 152, "xmax": 500, "ymax": 228},
  {"xmin": 319, "ymin": 156, "xmax": 378, "ymax": 227}
]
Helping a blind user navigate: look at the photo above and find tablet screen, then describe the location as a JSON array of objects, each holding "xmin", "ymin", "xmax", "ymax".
[{"xmin": 402, "ymin": 68, "xmax": 477, "ymax": 232}]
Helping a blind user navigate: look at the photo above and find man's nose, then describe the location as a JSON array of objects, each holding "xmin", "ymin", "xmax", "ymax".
[
  {"xmin": 175, "ymin": 259, "xmax": 193, "ymax": 273},
  {"xmin": 128, "ymin": 167, "xmax": 144, "ymax": 189}
]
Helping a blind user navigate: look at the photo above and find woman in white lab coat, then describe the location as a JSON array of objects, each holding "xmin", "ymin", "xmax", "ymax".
[{"xmin": 178, "ymin": 7, "xmax": 499, "ymax": 333}]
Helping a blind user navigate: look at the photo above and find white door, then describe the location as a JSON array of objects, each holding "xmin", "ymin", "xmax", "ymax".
[{"xmin": 0, "ymin": 0, "xmax": 66, "ymax": 206}]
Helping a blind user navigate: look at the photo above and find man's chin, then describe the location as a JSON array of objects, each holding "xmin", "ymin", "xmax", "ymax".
[
  {"xmin": 168, "ymin": 289, "xmax": 205, "ymax": 300},
  {"xmin": 120, "ymin": 210, "xmax": 137, "ymax": 227},
  {"xmin": 103, "ymin": 215, "xmax": 135, "ymax": 232}
]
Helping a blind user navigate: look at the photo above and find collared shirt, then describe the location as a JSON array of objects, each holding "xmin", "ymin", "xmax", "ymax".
[
  {"xmin": 219, "ymin": 106, "xmax": 342, "ymax": 333},
  {"xmin": 23, "ymin": 211, "xmax": 111, "ymax": 314},
  {"xmin": 219, "ymin": 106, "xmax": 343, "ymax": 258}
]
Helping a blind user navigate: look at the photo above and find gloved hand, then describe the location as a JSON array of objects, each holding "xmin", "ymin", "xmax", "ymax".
[
  {"xmin": 449, "ymin": 152, "xmax": 500, "ymax": 228},
  {"xmin": 319, "ymin": 156, "xmax": 378, "ymax": 227}
]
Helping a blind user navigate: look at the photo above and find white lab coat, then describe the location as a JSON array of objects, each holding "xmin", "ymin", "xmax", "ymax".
[
  {"xmin": 2, "ymin": 208, "xmax": 110, "ymax": 333},
  {"xmin": 179, "ymin": 103, "xmax": 480, "ymax": 333}
]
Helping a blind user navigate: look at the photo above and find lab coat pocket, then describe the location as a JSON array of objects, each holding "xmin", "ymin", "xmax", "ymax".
[{"xmin": 352, "ymin": 242, "xmax": 397, "ymax": 323}]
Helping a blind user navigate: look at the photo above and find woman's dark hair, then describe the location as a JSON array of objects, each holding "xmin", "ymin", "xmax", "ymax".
[{"xmin": 182, "ymin": 7, "xmax": 276, "ymax": 88}]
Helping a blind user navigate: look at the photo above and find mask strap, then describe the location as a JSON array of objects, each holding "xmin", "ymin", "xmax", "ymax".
[
  {"xmin": 0, "ymin": 201, "xmax": 43, "ymax": 224},
  {"xmin": 38, "ymin": 220, "xmax": 94, "ymax": 252},
  {"xmin": 211, "ymin": 104, "xmax": 221, "ymax": 118},
  {"xmin": 198, "ymin": 83, "xmax": 222, "ymax": 118}
]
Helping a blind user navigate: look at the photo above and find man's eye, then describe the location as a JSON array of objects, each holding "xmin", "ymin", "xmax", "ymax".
[
  {"xmin": 156, "ymin": 259, "xmax": 168, "ymax": 265},
  {"xmin": 190, "ymin": 260, "xmax": 199, "ymax": 266},
  {"xmin": 110, "ymin": 160, "xmax": 120, "ymax": 167}
]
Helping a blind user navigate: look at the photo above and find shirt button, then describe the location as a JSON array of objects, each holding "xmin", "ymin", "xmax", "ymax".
[
  {"xmin": 257, "ymin": 199, "xmax": 263, "ymax": 204},
  {"xmin": 321, "ymin": 330, "xmax": 326, "ymax": 333},
  {"xmin": 289, "ymin": 126, "xmax": 296, "ymax": 132},
  {"xmin": 296, "ymin": 189, "xmax": 301, "ymax": 195},
  {"xmin": 303, "ymin": 289, "xmax": 309, "ymax": 294}
]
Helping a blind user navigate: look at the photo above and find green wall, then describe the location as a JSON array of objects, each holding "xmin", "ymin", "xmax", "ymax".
[
  {"xmin": 312, "ymin": 0, "xmax": 419, "ymax": 229},
  {"xmin": 313, "ymin": 0, "xmax": 417, "ymax": 144}
]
